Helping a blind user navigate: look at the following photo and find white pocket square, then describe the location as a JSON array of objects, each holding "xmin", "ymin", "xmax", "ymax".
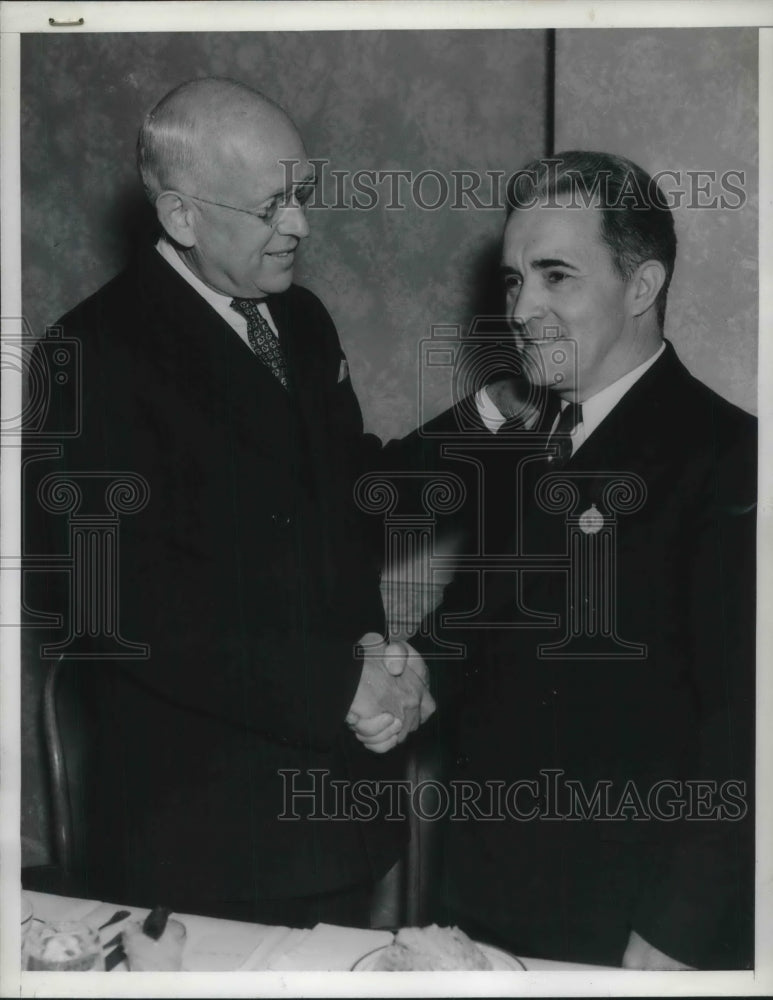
[{"xmin": 337, "ymin": 358, "xmax": 350, "ymax": 383}]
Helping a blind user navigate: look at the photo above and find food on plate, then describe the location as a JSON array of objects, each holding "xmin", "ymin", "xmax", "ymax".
[
  {"xmin": 372, "ymin": 924, "xmax": 493, "ymax": 971},
  {"xmin": 24, "ymin": 921, "xmax": 104, "ymax": 971}
]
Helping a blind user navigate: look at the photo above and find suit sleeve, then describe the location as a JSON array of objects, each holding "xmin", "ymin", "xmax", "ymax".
[
  {"xmin": 632, "ymin": 420, "xmax": 756, "ymax": 968},
  {"xmin": 375, "ymin": 399, "xmax": 494, "ymax": 707},
  {"xmin": 23, "ymin": 296, "xmax": 376, "ymax": 753}
]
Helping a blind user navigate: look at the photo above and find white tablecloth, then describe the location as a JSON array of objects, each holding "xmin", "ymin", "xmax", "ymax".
[{"xmin": 23, "ymin": 890, "xmax": 613, "ymax": 972}]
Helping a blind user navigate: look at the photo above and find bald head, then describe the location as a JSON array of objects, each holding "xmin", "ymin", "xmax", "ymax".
[
  {"xmin": 139, "ymin": 78, "xmax": 312, "ymax": 298},
  {"xmin": 137, "ymin": 78, "xmax": 298, "ymax": 203}
]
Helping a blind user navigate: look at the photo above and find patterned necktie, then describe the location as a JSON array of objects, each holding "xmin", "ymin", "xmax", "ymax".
[
  {"xmin": 545, "ymin": 400, "xmax": 583, "ymax": 467},
  {"xmin": 230, "ymin": 298, "xmax": 289, "ymax": 389}
]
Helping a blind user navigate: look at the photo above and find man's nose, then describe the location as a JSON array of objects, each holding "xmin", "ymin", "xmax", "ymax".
[
  {"xmin": 275, "ymin": 203, "xmax": 310, "ymax": 239},
  {"xmin": 508, "ymin": 276, "xmax": 545, "ymax": 333}
]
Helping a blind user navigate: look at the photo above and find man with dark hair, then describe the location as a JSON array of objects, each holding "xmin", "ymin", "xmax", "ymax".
[
  {"xmin": 23, "ymin": 77, "xmax": 434, "ymax": 925},
  {"xmin": 506, "ymin": 151, "xmax": 677, "ymax": 327},
  {"xmin": 359, "ymin": 150, "xmax": 755, "ymax": 968}
]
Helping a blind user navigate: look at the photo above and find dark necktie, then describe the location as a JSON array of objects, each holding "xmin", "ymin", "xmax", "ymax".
[
  {"xmin": 545, "ymin": 400, "xmax": 583, "ymax": 467},
  {"xmin": 230, "ymin": 298, "xmax": 289, "ymax": 389}
]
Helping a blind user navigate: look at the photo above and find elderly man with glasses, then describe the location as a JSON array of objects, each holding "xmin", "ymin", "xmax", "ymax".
[{"xmin": 25, "ymin": 77, "xmax": 434, "ymax": 926}]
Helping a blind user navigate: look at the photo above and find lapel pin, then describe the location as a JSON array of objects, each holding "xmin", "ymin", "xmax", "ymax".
[{"xmin": 579, "ymin": 503, "xmax": 604, "ymax": 534}]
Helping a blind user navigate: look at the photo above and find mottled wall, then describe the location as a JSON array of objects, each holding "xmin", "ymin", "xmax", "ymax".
[
  {"xmin": 21, "ymin": 30, "xmax": 547, "ymax": 439},
  {"xmin": 555, "ymin": 28, "xmax": 757, "ymax": 414},
  {"xmin": 20, "ymin": 30, "xmax": 547, "ymax": 863}
]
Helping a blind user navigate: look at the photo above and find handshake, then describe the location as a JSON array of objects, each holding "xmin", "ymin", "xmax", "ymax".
[{"xmin": 346, "ymin": 632, "xmax": 436, "ymax": 753}]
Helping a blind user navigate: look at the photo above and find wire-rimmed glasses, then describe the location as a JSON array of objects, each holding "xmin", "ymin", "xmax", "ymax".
[{"xmin": 179, "ymin": 178, "xmax": 317, "ymax": 227}]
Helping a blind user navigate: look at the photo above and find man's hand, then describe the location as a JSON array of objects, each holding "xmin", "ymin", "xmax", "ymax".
[
  {"xmin": 345, "ymin": 633, "xmax": 435, "ymax": 753},
  {"xmin": 346, "ymin": 711, "xmax": 404, "ymax": 753},
  {"xmin": 621, "ymin": 930, "xmax": 694, "ymax": 971}
]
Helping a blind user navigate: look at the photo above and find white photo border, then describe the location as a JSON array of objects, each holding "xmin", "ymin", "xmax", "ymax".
[{"xmin": 1, "ymin": 2, "xmax": 771, "ymax": 997}]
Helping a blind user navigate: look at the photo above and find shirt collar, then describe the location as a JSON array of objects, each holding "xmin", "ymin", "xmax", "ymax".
[
  {"xmin": 156, "ymin": 237, "xmax": 238, "ymax": 311},
  {"xmin": 155, "ymin": 237, "xmax": 276, "ymax": 339}
]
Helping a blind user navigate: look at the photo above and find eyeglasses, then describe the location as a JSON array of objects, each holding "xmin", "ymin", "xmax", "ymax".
[{"xmin": 180, "ymin": 179, "xmax": 317, "ymax": 227}]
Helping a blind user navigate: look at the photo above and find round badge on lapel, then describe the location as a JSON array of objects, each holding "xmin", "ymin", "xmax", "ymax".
[{"xmin": 579, "ymin": 503, "xmax": 604, "ymax": 534}]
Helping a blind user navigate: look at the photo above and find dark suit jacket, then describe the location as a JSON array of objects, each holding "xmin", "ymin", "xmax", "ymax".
[
  {"xmin": 411, "ymin": 343, "xmax": 756, "ymax": 968},
  {"xmin": 24, "ymin": 246, "xmax": 405, "ymax": 906}
]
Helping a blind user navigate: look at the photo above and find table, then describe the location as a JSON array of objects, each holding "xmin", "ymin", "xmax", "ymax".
[{"xmin": 23, "ymin": 890, "xmax": 615, "ymax": 972}]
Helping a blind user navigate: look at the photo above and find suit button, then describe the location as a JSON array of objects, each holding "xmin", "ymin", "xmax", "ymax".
[{"xmin": 455, "ymin": 754, "xmax": 470, "ymax": 769}]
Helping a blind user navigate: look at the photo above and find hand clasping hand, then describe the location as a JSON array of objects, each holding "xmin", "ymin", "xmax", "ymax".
[{"xmin": 345, "ymin": 632, "xmax": 435, "ymax": 753}]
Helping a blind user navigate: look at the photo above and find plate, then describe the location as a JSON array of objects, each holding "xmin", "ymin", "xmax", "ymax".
[{"xmin": 352, "ymin": 941, "xmax": 525, "ymax": 971}]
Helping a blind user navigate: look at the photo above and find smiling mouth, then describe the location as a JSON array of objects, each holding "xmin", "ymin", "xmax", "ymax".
[
  {"xmin": 518, "ymin": 331, "xmax": 566, "ymax": 345},
  {"xmin": 267, "ymin": 249, "xmax": 295, "ymax": 259}
]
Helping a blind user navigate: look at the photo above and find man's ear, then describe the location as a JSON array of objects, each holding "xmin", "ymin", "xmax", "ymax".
[
  {"xmin": 155, "ymin": 191, "xmax": 197, "ymax": 248},
  {"xmin": 628, "ymin": 259, "xmax": 666, "ymax": 318}
]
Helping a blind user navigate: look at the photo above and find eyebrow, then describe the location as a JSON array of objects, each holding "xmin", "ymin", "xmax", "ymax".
[
  {"xmin": 264, "ymin": 174, "xmax": 317, "ymax": 200},
  {"xmin": 533, "ymin": 257, "xmax": 580, "ymax": 270},
  {"xmin": 500, "ymin": 257, "xmax": 580, "ymax": 274}
]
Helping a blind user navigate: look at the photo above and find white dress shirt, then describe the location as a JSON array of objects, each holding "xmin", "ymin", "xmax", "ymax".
[
  {"xmin": 476, "ymin": 342, "xmax": 666, "ymax": 456},
  {"xmin": 156, "ymin": 238, "xmax": 280, "ymax": 344}
]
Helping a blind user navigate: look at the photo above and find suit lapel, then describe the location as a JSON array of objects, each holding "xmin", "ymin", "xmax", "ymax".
[
  {"xmin": 485, "ymin": 343, "xmax": 694, "ymax": 617},
  {"xmin": 135, "ymin": 248, "xmax": 296, "ymax": 456},
  {"xmin": 266, "ymin": 289, "xmax": 327, "ymax": 443},
  {"xmin": 266, "ymin": 288, "xmax": 339, "ymax": 490},
  {"xmin": 565, "ymin": 342, "xmax": 691, "ymax": 478}
]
